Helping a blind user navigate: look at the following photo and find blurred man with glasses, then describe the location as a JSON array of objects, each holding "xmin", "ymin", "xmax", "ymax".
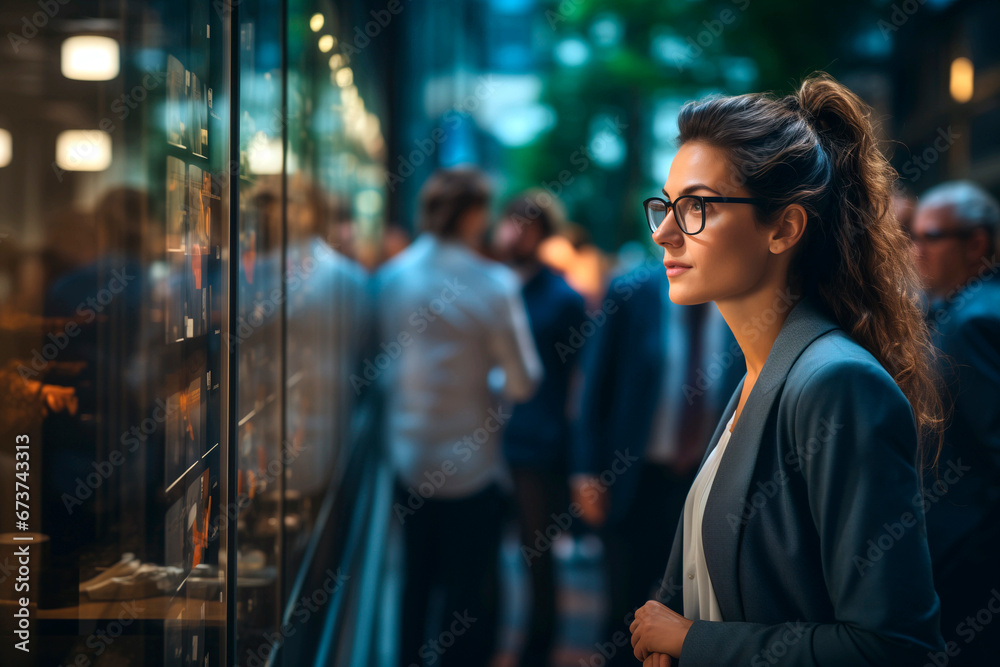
[{"xmin": 911, "ymin": 180, "xmax": 1000, "ymax": 666}]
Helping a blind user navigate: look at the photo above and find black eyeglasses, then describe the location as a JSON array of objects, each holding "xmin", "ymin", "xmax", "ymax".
[
  {"xmin": 907, "ymin": 227, "xmax": 983, "ymax": 245},
  {"xmin": 643, "ymin": 195, "xmax": 766, "ymax": 235}
]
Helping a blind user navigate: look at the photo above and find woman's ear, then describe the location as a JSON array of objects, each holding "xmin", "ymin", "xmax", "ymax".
[{"xmin": 768, "ymin": 204, "xmax": 808, "ymax": 255}]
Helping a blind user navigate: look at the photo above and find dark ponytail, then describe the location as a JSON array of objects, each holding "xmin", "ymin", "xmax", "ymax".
[{"xmin": 677, "ymin": 72, "xmax": 944, "ymax": 463}]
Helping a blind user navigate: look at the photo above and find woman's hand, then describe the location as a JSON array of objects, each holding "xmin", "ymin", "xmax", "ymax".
[
  {"xmin": 643, "ymin": 653, "xmax": 672, "ymax": 667},
  {"xmin": 629, "ymin": 600, "xmax": 693, "ymax": 661}
]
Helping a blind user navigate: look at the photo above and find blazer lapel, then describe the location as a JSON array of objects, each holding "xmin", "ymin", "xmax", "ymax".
[
  {"xmin": 658, "ymin": 376, "xmax": 743, "ymax": 613},
  {"xmin": 700, "ymin": 298, "xmax": 839, "ymax": 621},
  {"xmin": 657, "ymin": 328, "xmax": 741, "ymax": 614}
]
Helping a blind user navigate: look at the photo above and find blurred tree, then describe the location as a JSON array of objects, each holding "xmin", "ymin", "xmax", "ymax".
[{"xmin": 508, "ymin": 0, "xmax": 889, "ymax": 251}]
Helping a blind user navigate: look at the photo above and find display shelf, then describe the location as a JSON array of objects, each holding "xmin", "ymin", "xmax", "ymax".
[{"xmin": 2, "ymin": 597, "xmax": 225, "ymax": 624}]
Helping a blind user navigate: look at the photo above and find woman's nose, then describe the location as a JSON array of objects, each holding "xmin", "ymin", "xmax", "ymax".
[{"xmin": 652, "ymin": 210, "xmax": 683, "ymax": 248}]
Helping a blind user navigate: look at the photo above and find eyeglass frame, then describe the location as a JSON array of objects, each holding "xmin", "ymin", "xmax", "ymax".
[
  {"xmin": 907, "ymin": 226, "xmax": 988, "ymax": 245},
  {"xmin": 643, "ymin": 194, "xmax": 767, "ymax": 235}
]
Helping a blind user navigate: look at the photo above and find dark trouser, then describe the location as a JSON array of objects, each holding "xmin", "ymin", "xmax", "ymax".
[
  {"xmin": 602, "ymin": 462, "xmax": 695, "ymax": 667},
  {"xmin": 510, "ymin": 466, "xmax": 569, "ymax": 667},
  {"xmin": 397, "ymin": 481, "xmax": 505, "ymax": 667}
]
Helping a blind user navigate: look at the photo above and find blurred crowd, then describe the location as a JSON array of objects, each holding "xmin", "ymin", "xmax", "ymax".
[
  {"xmin": 376, "ymin": 167, "xmax": 1000, "ymax": 667},
  {"xmin": 1, "ymin": 162, "xmax": 996, "ymax": 667}
]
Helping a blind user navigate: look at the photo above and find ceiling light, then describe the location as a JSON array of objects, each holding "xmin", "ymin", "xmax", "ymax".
[
  {"xmin": 0, "ymin": 129, "xmax": 10, "ymax": 168},
  {"xmin": 61, "ymin": 36, "xmax": 120, "ymax": 81},
  {"xmin": 56, "ymin": 130, "xmax": 112, "ymax": 171}
]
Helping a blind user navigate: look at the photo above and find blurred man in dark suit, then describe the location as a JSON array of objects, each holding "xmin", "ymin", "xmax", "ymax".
[
  {"xmin": 494, "ymin": 191, "xmax": 587, "ymax": 667},
  {"xmin": 571, "ymin": 259, "xmax": 744, "ymax": 667},
  {"xmin": 912, "ymin": 180, "xmax": 1000, "ymax": 666}
]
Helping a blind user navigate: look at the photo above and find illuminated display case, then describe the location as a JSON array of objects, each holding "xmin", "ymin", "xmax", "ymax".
[{"xmin": 0, "ymin": 0, "xmax": 386, "ymax": 665}]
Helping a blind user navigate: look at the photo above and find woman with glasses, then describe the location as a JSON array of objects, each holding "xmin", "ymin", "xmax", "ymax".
[{"xmin": 627, "ymin": 73, "xmax": 946, "ymax": 666}]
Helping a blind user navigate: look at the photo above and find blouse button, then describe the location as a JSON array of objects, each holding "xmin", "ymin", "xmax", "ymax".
[{"xmin": 687, "ymin": 573, "xmax": 694, "ymax": 580}]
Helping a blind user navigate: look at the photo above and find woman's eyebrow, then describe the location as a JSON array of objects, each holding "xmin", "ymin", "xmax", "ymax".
[{"xmin": 662, "ymin": 183, "xmax": 724, "ymax": 198}]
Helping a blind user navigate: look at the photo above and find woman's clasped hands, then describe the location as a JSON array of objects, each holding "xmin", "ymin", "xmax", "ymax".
[{"xmin": 629, "ymin": 600, "xmax": 693, "ymax": 666}]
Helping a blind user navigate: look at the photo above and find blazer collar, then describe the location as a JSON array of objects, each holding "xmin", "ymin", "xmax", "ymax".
[{"xmin": 699, "ymin": 296, "xmax": 840, "ymax": 621}]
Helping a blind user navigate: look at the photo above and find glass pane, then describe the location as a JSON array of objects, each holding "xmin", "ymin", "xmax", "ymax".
[
  {"xmin": 234, "ymin": 0, "xmax": 284, "ymax": 662},
  {"xmin": 0, "ymin": 0, "xmax": 229, "ymax": 664},
  {"xmin": 282, "ymin": 0, "xmax": 385, "ymax": 592}
]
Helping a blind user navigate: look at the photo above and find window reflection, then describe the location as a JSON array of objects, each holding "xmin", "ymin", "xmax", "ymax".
[{"xmin": 0, "ymin": 0, "xmax": 384, "ymax": 664}]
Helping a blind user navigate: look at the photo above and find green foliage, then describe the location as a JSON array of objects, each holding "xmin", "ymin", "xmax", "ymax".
[{"xmin": 509, "ymin": 0, "xmax": 884, "ymax": 250}]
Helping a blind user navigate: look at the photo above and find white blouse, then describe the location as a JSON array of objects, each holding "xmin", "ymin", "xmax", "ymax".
[{"xmin": 681, "ymin": 412, "xmax": 736, "ymax": 622}]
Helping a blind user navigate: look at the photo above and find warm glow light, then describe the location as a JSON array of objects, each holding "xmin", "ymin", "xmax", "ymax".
[
  {"xmin": 56, "ymin": 130, "xmax": 112, "ymax": 171},
  {"xmin": 318, "ymin": 35, "xmax": 335, "ymax": 52},
  {"xmin": 248, "ymin": 133, "xmax": 283, "ymax": 174},
  {"xmin": 335, "ymin": 67, "xmax": 353, "ymax": 87},
  {"xmin": 61, "ymin": 36, "xmax": 120, "ymax": 81},
  {"xmin": 0, "ymin": 129, "xmax": 10, "ymax": 168},
  {"xmin": 309, "ymin": 13, "xmax": 324, "ymax": 32},
  {"xmin": 950, "ymin": 57, "xmax": 974, "ymax": 103},
  {"xmin": 340, "ymin": 85, "xmax": 358, "ymax": 107},
  {"xmin": 328, "ymin": 54, "xmax": 344, "ymax": 70}
]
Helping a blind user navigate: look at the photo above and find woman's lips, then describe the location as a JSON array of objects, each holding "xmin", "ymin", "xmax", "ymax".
[{"xmin": 664, "ymin": 261, "xmax": 692, "ymax": 277}]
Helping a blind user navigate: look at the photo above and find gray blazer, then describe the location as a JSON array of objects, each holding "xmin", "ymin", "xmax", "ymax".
[{"xmin": 655, "ymin": 298, "xmax": 944, "ymax": 666}]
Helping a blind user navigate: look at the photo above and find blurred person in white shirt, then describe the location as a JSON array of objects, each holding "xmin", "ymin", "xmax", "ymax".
[{"xmin": 376, "ymin": 167, "xmax": 542, "ymax": 667}]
